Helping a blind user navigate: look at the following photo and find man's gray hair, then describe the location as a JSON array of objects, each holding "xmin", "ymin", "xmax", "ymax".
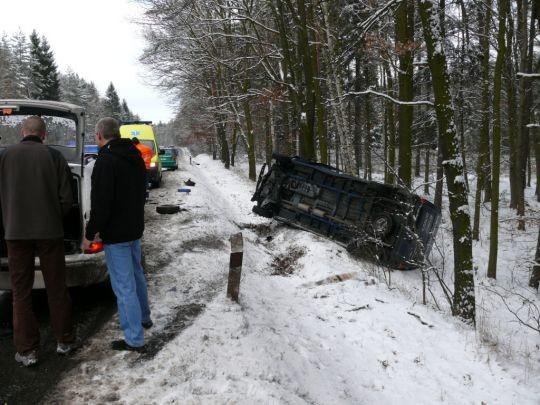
[{"xmin": 95, "ymin": 117, "xmax": 120, "ymax": 140}]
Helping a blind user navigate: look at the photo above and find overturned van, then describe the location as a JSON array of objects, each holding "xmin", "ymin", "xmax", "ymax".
[
  {"xmin": 252, "ymin": 155, "xmax": 441, "ymax": 269},
  {"xmin": 0, "ymin": 100, "xmax": 107, "ymax": 289}
]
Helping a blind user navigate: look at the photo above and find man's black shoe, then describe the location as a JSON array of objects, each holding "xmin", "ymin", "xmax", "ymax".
[
  {"xmin": 142, "ymin": 320, "xmax": 153, "ymax": 329},
  {"xmin": 111, "ymin": 339, "xmax": 146, "ymax": 353}
]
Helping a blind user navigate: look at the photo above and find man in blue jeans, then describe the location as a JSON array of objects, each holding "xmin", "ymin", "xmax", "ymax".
[{"xmin": 82, "ymin": 117, "xmax": 152, "ymax": 352}]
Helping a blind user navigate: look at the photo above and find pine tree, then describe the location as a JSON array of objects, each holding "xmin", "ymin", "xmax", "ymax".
[
  {"xmin": 29, "ymin": 30, "xmax": 41, "ymax": 98},
  {"xmin": 121, "ymin": 98, "xmax": 133, "ymax": 121},
  {"xmin": 103, "ymin": 82, "xmax": 122, "ymax": 119},
  {"xmin": 39, "ymin": 37, "xmax": 60, "ymax": 100},
  {"xmin": 82, "ymin": 82, "xmax": 104, "ymax": 133},
  {"xmin": 60, "ymin": 70, "xmax": 84, "ymax": 104},
  {"xmin": 29, "ymin": 31, "xmax": 60, "ymax": 100},
  {"xmin": 10, "ymin": 30, "xmax": 32, "ymax": 98},
  {"xmin": 0, "ymin": 35, "xmax": 16, "ymax": 98}
]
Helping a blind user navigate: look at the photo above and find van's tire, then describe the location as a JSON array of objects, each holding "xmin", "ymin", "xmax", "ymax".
[
  {"xmin": 370, "ymin": 213, "xmax": 393, "ymax": 239},
  {"xmin": 156, "ymin": 204, "xmax": 180, "ymax": 214}
]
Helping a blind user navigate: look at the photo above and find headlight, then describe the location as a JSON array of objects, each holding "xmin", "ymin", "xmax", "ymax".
[{"xmin": 150, "ymin": 162, "xmax": 156, "ymax": 168}]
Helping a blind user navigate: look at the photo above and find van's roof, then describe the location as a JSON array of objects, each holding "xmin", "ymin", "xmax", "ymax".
[{"xmin": 119, "ymin": 123, "xmax": 156, "ymax": 141}]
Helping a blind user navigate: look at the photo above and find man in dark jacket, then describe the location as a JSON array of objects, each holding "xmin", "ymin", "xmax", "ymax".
[
  {"xmin": 0, "ymin": 116, "xmax": 75, "ymax": 367},
  {"xmin": 82, "ymin": 117, "xmax": 151, "ymax": 352}
]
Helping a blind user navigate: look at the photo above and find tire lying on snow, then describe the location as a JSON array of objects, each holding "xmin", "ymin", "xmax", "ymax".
[{"xmin": 156, "ymin": 204, "xmax": 181, "ymax": 214}]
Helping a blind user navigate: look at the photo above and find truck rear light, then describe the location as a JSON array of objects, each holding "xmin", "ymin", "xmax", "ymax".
[{"xmin": 84, "ymin": 241, "xmax": 103, "ymax": 254}]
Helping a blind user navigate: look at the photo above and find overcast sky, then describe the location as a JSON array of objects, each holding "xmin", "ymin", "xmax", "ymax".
[{"xmin": 2, "ymin": 0, "xmax": 175, "ymax": 123}]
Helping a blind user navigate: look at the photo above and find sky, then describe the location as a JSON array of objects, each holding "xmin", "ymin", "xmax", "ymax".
[{"xmin": 1, "ymin": 0, "xmax": 175, "ymax": 123}]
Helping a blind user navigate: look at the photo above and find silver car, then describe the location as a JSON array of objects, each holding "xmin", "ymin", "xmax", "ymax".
[{"xmin": 0, "ymin": 100, "xmax": 107, "ymax": 289}]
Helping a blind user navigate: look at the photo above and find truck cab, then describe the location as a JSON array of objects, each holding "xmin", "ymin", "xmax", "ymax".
[{"xmin": 0, "ymin": 100, "xmax": 108, "ymax": 289}]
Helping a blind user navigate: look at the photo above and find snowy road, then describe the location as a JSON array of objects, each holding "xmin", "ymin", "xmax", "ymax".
[
  {"xmin": 43, "ymin": 150, "xmax": 538, "ymax": 404},
  {"xmin": 0, "ymin": 283, "xmax": 116, "ymax": 403}
]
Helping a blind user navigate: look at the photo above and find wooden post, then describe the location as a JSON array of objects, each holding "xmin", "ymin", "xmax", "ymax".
[
  {"xmin": 530, "ymin": 226, "xmax": 540, "ymax": 289},
  {"xmin": 227, "ymin": 232, "xmax": 243, "ymax": 302}
]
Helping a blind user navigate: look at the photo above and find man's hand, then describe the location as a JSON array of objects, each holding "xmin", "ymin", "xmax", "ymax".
[
  {"xmin": 82, "ymin": 231, "xmax": 102, "ymax": 252},
  {"xmin": 81, "ymin": 237, "xmax": 93, "ymax": 251}
]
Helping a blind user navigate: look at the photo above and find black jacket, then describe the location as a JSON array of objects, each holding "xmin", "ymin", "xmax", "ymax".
[{"xmin": 85, "ymin": 138, "xmax": 146, "ymax": 244}]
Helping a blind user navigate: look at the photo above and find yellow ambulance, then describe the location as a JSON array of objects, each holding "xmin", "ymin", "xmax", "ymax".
[{"xmin": 119, "ymin": 121, "xmax": 163, "ymax": 187}]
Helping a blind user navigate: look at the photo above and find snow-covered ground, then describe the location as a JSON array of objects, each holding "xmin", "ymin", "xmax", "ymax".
[{"xmin": 47, "ymin": 150, "xmax": 539, "ymax": 404}]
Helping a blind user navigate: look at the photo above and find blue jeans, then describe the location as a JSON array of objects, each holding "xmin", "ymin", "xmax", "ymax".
[{"xmin": 104, "ymin": 239, "xmax": 151, "ymax": 347}]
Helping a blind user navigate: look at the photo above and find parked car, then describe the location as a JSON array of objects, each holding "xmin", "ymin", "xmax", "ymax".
[
  {"xmin": 160, "ymin": 147, "xmax": 178, "ymax": 171},
  {"xmin": 251, "ymin": 155, "xmax": 442, "ymax": 269},
  {"xmin": 0, "ymin": 99, "xmax": 108, "ymax": 289},
  {"xmin": 120, "ymin": 121, "xmax": 163, "ymax": 187}
]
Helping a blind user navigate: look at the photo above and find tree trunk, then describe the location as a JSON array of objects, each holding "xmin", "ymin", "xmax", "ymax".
[
  {"xmin": 419, "ymin": 0, "xmax": 475, "ymax": 322},
  {"xmin": 296, "ymin": 0, "xmax": 316, "ymax": 160},
  {"xmin": 415, "ymin": 147, "xmax": 421, "ymax": 177},
  {"xmin": 506, "ymin": 10, "xmax": 521, "ymax": 221},
  {"xmin": 487, "ymin": 0, "xmax": 509, "ymax": 279},
  {"xmin": 231, "ymin": 122, "xmax": 239, "ymax": 166},
  {"xmin": 396, "ymin": 0, "xmax": 415, "ymax": 187},
  {"xmin": 536, "ymin": 127, "xmax": 540, "ymax": 201},
  {"xmin": 241, "ymin": 86, "xmax": 256, "ymax": 181},
  {"xmin": 530, "ymin": 226, "xmax": 540, "ymax": 289},
  {"xmin": 216, "ymin": 121, "xmax": 230, "ymax": 169},
  {"xmin": 364, "ymin": 66, "xmax": 373, "ymax": 180},
  {"xmin": 516, "ymin": 0, "xmax": 530, "ymax": 230},
  {"xmin": 321, "ymin": 0, "xmax": 355, "ymax": 174},
  {"xmin": 384, "ymin": 61, "xmax": 396, "ymax": 185},
  {"xmin": 472, "ymin": 0, "xmax": 492, "ymax": 240},
  {"xmin": 434, "ymin": 147, "xmax": 443, "ymax": 209},
  {"xmin": 424, "ymin": 147, "xmax": 430, "ymax": 195},
  {"xmin": 312, "ymin": 14, "xmax": 328, "ymax": 164},
  {"xmin": 271, "ymin": 0, "xmax": 298, "ymax": 158},
  {"xmin": 281, "ymin": 101, "xmax": 292, "ymax": 156},
  {"xmin": 354, "ymin": 52, "xmax": 363, "ymax": 174},
  {"xmin": 265, "ymin": 102, "xmax": 274, "ymax": 166}
]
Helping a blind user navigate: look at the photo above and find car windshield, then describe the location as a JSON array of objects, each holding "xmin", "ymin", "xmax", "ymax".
[{"xmin": 0, "ymin": 114, "xmax": 78, "ymax": 162}]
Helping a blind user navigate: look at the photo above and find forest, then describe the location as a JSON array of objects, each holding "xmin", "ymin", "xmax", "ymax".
[
  {"xmin": 0, "ymin": 1, "xmax": 538, "ymax": 327},
  {"xmin": 0, "ymin": 30, "xmax": 137, "ymax": 131},
  {"xmin": 135, "ymin": 0, "xmax": 539, "ymax": 324}
]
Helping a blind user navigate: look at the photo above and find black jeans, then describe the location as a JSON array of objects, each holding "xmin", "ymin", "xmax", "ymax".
[{"xmin": 7, "ymin": 239, "xmax": 74, "ymax": 354}]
